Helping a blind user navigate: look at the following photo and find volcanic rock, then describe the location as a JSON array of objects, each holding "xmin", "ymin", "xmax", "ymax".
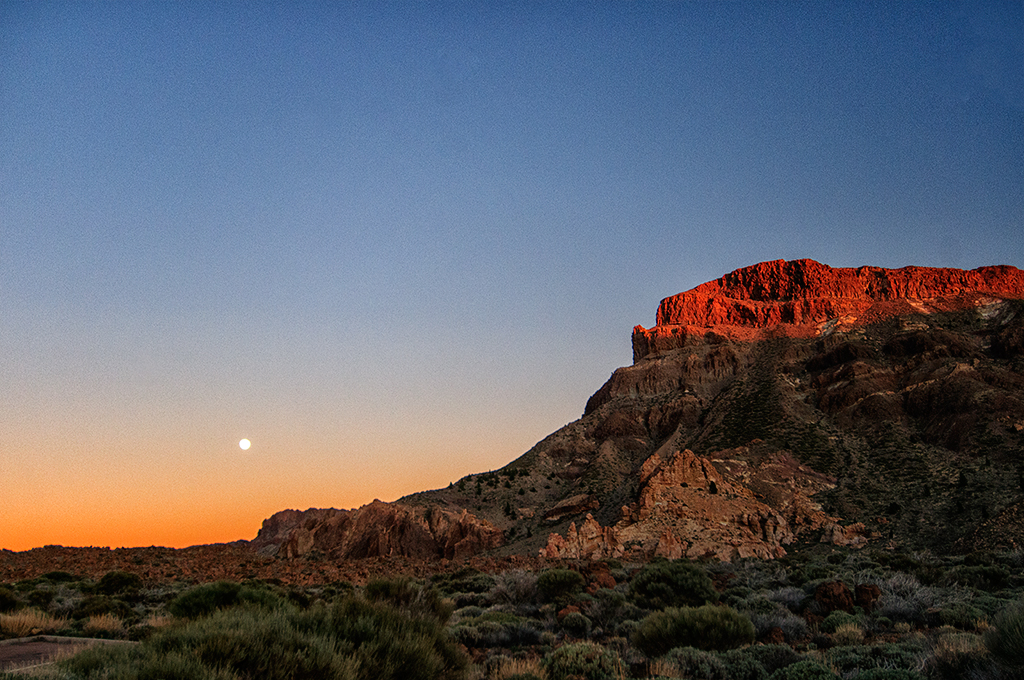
[
  {"xmin": 815, "ymin": 581, "xmax": 855, "ymax": 614},
  {"xmin": 279, "ymin": 258, "xmax": 1024, "ymax": 561},
  {"xmin": 251, "ymin": 500, "xmax": 504, "ymax": 560}
]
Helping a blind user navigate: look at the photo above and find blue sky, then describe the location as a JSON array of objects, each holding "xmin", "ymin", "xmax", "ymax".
[{"xmin": 1, "ymin": 1, "xmax": 1021, "ymax": 548}]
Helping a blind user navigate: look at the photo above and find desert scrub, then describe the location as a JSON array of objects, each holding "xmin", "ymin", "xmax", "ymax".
[
  {"xmin": 559, "ymin": 611, "xmax": 592, "ymax": 638},
  {"xmin": 985, "ymin": 597, "xmax": 1024, "ymax": 671},
  {"xmin": 825, "ymin": 641, "xmax": 926, "ymax": 677},
  {"xmin": 819, "ymin": 610, "xmax": 858, "ymax": 634},
  {"xmin": 166, "ymin": 580, "xmax": 284, "ymax": 619},
  {"xmin": 0, "ymin": 608, "xmax": 68, "ymax": 637},
  {"xmin": 632, "ymin": 605, "xmax": 755, "ymax": 657},
  {"xmin": 657, "ymin": 646, "xmax": 730, "ymax": 679},
  {"xmin": 830, "ymin": 622, "xmax": 865, "ymax": 646},
  {"xmin": 542, "ymin": 641, "xmax": 624, "ymax": 680},
  {"xmin": 0, "ymin": 587, "xmax": 18, "ymax": 613},
  {"xmin": 95, "ymin": 570, "xmax": 143, "ymax": 597},
  {"xmin": 924, "ymin": 627, "xmax": 991, "ymax": 680},
  {"xmin": 537, "ymin": 569, "xmax": 585, "ymax": 605},
  {"xmin": 629, "ymin": 559, "xmax": 718, "ymax": 610},
  {"xmin": 766, "ymin": 658, "xmax": 838, "ymax": 679},
  {"xmin": 488, "ymin": 569, "xmax": 539, "ymax": 609},
  {"xmin": 364, "ymin": 577, "xmax": 454, "ymax": 623},
  {"xmin": 451, "ymin": 611, "xmax": 543, "ymax": 648},
  {"xmin": 58, "ymin": 595, "xmax": 468, "ymax": 680},
  {"xmin": 82, "ymin": 612, "xmax": 125, "ymax": 637}
]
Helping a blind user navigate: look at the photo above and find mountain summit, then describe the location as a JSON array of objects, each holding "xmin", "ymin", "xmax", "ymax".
[{"xmin": 257, "ymin": 259, "xmax": 1024, "ymax": 561}]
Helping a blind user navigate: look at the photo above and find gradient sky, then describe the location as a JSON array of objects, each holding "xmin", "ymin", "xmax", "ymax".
[{"xmin": 2, "ymin": 1, "xmax": 1022, "ymax": 551}]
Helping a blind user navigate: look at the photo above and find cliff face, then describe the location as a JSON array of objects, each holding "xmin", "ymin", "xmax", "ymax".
[
  {"xmin": 260, "ymin": 259, "xmax": 1024, "ymax": 561},
  {"xmin": 633, "ymin": 259, "xmax": 1024, "ymax": 360},
  {"xmin": 251, "ymin": 501, "xmax": 504, "ymax": 560}
]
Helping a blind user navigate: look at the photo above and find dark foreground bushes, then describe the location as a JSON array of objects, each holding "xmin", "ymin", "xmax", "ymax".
[
  {"xmin": 55, "ymin": 594, "xmax": 468, "ymax": 680},
  {"xmin": 632, "ymin": 604, "xmax": 755, "ymax": 657}
]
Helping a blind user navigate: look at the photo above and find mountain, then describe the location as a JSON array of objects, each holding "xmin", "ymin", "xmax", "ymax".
[{"xmin": 255, "ymin": 259, "xmax": 1024, "ymax": 561}]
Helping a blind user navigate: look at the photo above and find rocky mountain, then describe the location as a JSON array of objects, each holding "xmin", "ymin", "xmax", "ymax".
[{"xmin": 255, "ymin": 259, "xmax": 1024, "ymax": 561}]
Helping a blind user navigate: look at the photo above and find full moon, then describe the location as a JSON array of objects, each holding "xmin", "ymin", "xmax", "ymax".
[{"xmin": 239, "ymin": 439, "xmax": 251, "ymax": 450}]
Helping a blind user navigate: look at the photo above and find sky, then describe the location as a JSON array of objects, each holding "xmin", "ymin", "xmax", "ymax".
[{"xmin": 2, "ymin": 1, "xmax": 1022, "ymax": 551}]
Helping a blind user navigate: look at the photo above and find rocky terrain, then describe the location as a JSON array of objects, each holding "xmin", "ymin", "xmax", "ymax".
[
  {"xmin": 392, "ymin": 259, "xmax": 1024, "ymax": 560},
  {"xmin": 8, "ymin": 259, "xmax": 1021, "ymax": 574}
]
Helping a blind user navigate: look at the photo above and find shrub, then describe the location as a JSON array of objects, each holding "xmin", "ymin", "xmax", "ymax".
[
  {"xmin": 0, "ymin": 586, "xmax": 19, "ymax": 613},
  {"xmin": 166, "ymin": 580, "xmax": 284, "ymax": 619},
  {"xmin": 537, "ymin": 569, "xmax": 585, "ymax": 605},
  {"xmin": 543, "ymin": 641, "xmax": 624, "ymax": 680},
  {"xmin": 658, "ymin": 646, "xmax": 729, "ymax": 679},
  {"xmin": 41, "ymin": 571, "xmax": 79, "ymax": 583},
  {"xmin": 632, "ymin": 605, "xmax": 755, "ymax": 657},
  {"xmin": 924, "ymin": 628, "xmax": 990, "ymax": 680},
  {"xmin": 364, "ymin": 577, "xmax": 453, "ymax": 623},
  {"xmin": 985, "ymin": 597, "xmax": 1024, "ymax": 670},
  {"xmin": 96, "ymin": 570, "xmax": 143, "ymax": 596},
  {"xmin": 719, "ymin": 648, "xmax": 770, "ymax": 680},
  {"xmin": 767, "ymin": 659, "xmax": 837, "ymax": 679},
  {"xmin": 741, "ymin": 643, "xmax": 802, "ymax": 674},
  {"xmin": 561, "ymin": 611, "xmax": 592, "ymax": 638},
  {"xmin": 74, "ymin": 594, "xmax": 132, "ymax": 621},
  {"xmin": 629, "ymin": 560, "xmax": 718, "ymax": 610},
  {"xmin": 825, "ymin": 641, "xmax": 925, "ymax": 676},
  {"xmin": 489, "ymin": 570, "xmax": 539, "ymax": 607},
  {"xmin": 938, "ymin": 602, "xmax": 986, "ymax": 630},
  {"xmin": 820, "ymin": 610, "xmax": 858, "ymax": 633},
  {"xmin": 854, "ymin": 670, "xmax": 924, "ymax": 680}
]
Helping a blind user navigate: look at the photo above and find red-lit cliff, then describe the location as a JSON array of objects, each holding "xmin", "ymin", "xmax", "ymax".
[{"xmin": 262, "ymin": 259, "xmax": 1024, "ymax": 561}]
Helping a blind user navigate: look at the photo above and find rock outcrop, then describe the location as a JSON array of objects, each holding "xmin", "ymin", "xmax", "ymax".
[
  {"xmin": 633, "ymin": 259, "xmax": 1024, "ymax": 360},
  {"xmin": 251, "ymin": 500, "xmax": 504, "ymax": 560},
  {"xmin": 265, "ymin": 258, "xmax": 1024, "ymax": 561}
]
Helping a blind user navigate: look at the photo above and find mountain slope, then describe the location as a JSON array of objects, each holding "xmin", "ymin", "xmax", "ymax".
[{"xmin": 257, "ymin": 259, "xmax": 1024, "ymax": 560}]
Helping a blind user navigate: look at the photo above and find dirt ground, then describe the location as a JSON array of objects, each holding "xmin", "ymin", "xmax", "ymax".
[{"xmin": 0, "ymin": 636, "xmax": 135, "ymax": 674}]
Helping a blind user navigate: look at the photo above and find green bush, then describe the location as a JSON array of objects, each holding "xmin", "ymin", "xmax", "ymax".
[
  {"xmin": 0, "ymin": 586, "xmax": 20, "ymax": 613},
  {"xmin": 40, "ymin": 571, "xmax": 79, "ymax": 583},
  {"xmin": 985, "ymin": 597, "xmax": 1024, "ymax": 670},
  {"xmin": 659, "ymin": 646, "xmax": 729, "ymax": 679},
  {"xmin": 632, "ymin": 605, "xmax": 755, "ymax": 657},
  {"xmin": 561, "ymin": 611, "xmax": 592, "ymax": 638},
  {"xmin": 96, "ymin": 570, "xmax": 143, "ymax": 596},
  {"xmin": 854, "ymin": 670, "xmax": 924, "ymax": 680},
  {"xmin": 720, "ymin": 647, "xmax": 770, "ymax": 680},
  {"xmin": 537, "ymin": 569, "xmax": 585, "ymax": 605},
  {"xmin": 719, "ymin": 648, "xmax": 770, "ymax": 680},
  {"xmin": 543, "ymin": 641, "xmax": 624, "ymax": 680},
  {"xmin": 74, "ymin": 594, "xmax": 132, "ymax": 620},
  {"xmin": 629, "ymin": 559, "xmax": 719, "ymax": 610},
  {"xmin": 364, "ymin": 577, "xmax": 453, "ymax": 623},
  {"xmin": 820, "ymin": 610, "xmax": 858, "ymax": 633},
  {"xmin": 825, "ymin": 642, "xmax": 924, "ymax": 676},
  {"xmin": 739, "ymin": 644, "xmax": 802, "ymax": 675},
  {"xmin": 767, "ymin": 659, "xmax": 838, "ymax": 679},
  {"xmin": 60, "ymin": 595, "xmax": 468, "ymax": 680},
  {"xmin": 166, "ymin": 581, "xmax": 284, "ymax": 619}
]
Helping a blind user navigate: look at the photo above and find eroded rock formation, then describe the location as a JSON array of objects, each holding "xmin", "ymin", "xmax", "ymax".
[{"xmin": 251, "ymin": 500, "xmax": 504, "ymax": 560}]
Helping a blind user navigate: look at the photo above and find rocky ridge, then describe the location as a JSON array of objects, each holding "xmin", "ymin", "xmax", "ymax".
[
  {"xmin": 259, "ymin": 259, "xmax": 1024, "ymax": 562},
  {"xmin": 250, "ymin": 500, "xmax": 504, "ymax": 560}
]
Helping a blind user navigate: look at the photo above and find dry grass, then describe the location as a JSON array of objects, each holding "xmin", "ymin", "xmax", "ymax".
[
  {"xmin": 645, "ymin": 659, "xmax": 683, "ymax": 678},
  {"xmin": 83, "ymin": 612, "xmax": 124, "ymax": 636},
  {"xmin": 0, "ymin": 609, "xmax": 68, "ymax": 637},
  {"xmin": 492, "ymin": 656, "xmax": 548, "ymax": 679},
  {"xmin": 831, "ymin": 621, "xmax": 866, "ymax": 646},
  {"xmin": 144, "ymin": 613, "xmax": 174, "ymax": 629}
]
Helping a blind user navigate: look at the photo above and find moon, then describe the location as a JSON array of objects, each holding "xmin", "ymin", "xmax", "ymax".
[{"xmin": 238, "ymin": 439, "xmax": 251, "ymax": 451}]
